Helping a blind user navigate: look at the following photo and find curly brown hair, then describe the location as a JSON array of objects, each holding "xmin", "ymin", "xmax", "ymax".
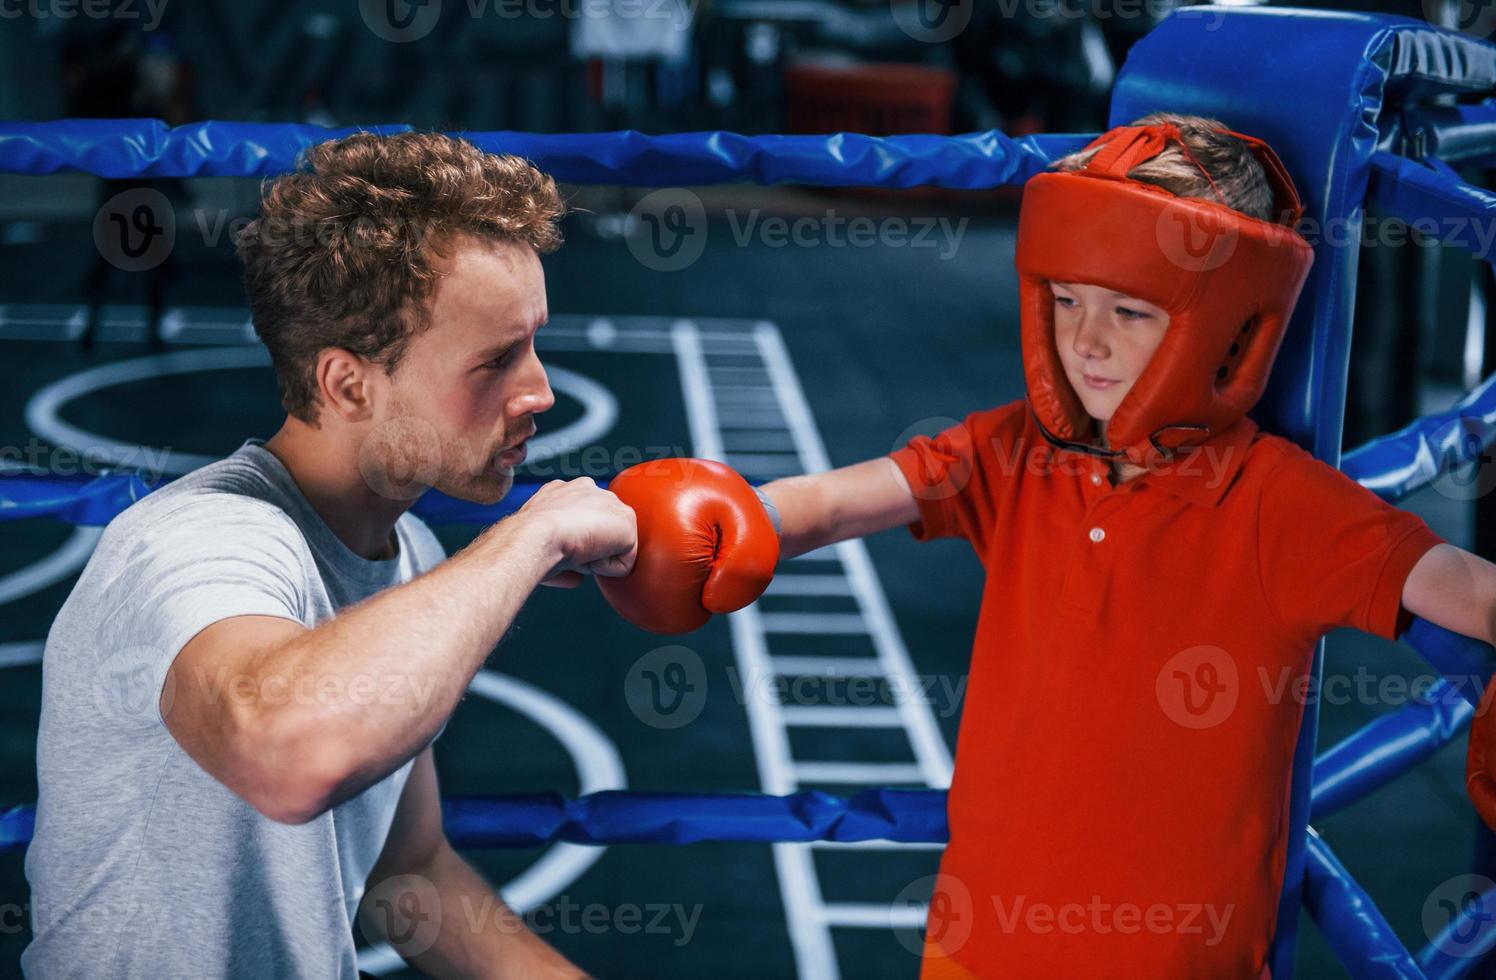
[
  {"xmin": 236, "ymin": 131, "xmax": 565, "ymax": 422},
  {"xmin": 1050, "ymin": 111, "xmax": 1276, "ymax": 222}
]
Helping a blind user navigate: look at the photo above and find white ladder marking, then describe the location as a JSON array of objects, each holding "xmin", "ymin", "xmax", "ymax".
[
  {"xmin": 764, "ymin": 575, "xmax": 856, "ymax": 597},
  {"xmin": 822, "ymin": 902, "xmax": 929, "ymax": 929},
  {"xmin": 769, "ymin": 656, "xmax": 884, "ymax": 677},
  {"xmin": 672, "ymin": 318, "xmax": 953, "ymax": 980},
  {"xmin": 780, "ymin": 705, "xmax": 904, "ymax": 727},
  {"xmin": 794, "ymin": 762, "xmax": 928, "ymax": 785}
]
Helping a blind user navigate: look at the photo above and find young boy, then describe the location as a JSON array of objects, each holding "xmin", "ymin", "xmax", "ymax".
[{"xmin": 598, "ymin": 113, "xmax": 1496, "ymax": 975}]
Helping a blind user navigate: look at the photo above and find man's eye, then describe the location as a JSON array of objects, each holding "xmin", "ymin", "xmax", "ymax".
[{"xmin": 485, "ymin": 352, "xmax": 513, "ymax": 369}]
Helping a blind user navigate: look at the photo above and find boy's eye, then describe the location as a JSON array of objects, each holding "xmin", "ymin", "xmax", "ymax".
[
  {"xmin": 1117, "ymin": 307, "xmax": 1151, "ymax": 320},
  {"xmin": 1054, "ymin": 296, "xmax": 1076, "ymax": 308}
]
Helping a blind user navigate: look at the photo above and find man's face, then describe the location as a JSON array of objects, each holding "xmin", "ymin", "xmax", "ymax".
[
  {"xmin": 374, "ymin": 235, "xmax": 554, "ymax": 505},
  {"xmin": 1050, "ymin": 281, "xmax": 1171, "ymax": 425}
]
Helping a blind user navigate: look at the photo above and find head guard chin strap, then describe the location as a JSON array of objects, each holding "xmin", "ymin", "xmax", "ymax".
[{"xmin": 1015, "ymin": 122, "xmax": 1315, "ymax": 468}]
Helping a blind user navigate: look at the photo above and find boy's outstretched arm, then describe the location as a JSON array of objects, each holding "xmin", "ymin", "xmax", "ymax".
[
  {"xmin": 761, "ymin": 457, "xmax": 921, "ymax": 559},
  {"xmin": 1401, "ymin": 543, "xmax": 1496, "ymax": 645},
  {"xmin": 1402, "ymin": 543, "xmax": 1496, "ymax": 830}
]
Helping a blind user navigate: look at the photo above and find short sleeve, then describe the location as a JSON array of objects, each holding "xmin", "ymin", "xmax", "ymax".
[
  {"xmin": 1257, "ymin": 449, "xmax": 1445, "ymax": 641},
  {"xmin": 93, "ymin": 496, "xmax": 310, "ymax": 727},
  {"xmin": 888, "ymin": 402, "xmax": 1024, "ymax": 553}
]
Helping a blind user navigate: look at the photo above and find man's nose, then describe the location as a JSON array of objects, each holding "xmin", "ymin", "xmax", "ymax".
[{"xmin": 517, "ymin": 352, "xmax": 555, "ymax": 416}]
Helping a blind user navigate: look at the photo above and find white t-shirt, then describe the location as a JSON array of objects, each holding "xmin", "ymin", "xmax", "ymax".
[{"xmin": 24, "ymin": 439, "xmax": 447, "ymax": 979}]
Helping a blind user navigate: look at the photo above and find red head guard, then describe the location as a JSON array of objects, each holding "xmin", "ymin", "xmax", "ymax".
[{"xmin": 1015, "ymin": 123, "xmax": 1314, "ymax": 467}]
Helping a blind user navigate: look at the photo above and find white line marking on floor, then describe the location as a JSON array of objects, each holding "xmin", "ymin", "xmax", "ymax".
[
  {"xmin": 779, "ymin": 705, "xmax": 904, "ymax": 727},
  {"xmin": 822, "ymin": 902, "xmax": 929, "ymax": 929},
  {"xmin": 793, "ymin": 762, "xmax": 927, "ymax": 785}
]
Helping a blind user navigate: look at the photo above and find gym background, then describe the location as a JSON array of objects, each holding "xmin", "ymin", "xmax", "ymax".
[{"xmin": 1, "ymin": 1, "xmax": 1492, "ymax": 978}]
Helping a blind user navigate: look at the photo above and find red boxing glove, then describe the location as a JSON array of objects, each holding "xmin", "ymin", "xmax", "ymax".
[
  {"xmin": 1470, "ymin": 683, "xmax": 1496, "ymax": 831},
  {"xmin": 598, "ymin": 458, "xmax": 779, "ymax": 634}
]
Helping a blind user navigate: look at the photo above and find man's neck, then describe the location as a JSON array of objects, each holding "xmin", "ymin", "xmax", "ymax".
[{"xmin": 263, "ymin": 418, "xmax": 411, "ymax": 560}]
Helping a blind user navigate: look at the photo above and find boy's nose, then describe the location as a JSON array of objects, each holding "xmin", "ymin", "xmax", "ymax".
[{"xmin": 1072, "ymin": 319, "xmax": 1108, "ymax": 359}]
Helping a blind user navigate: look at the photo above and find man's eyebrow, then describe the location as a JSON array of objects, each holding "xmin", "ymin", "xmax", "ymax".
[{"xmin": 476, "ymin": 317, "xmax": 547, "ymax": 361}]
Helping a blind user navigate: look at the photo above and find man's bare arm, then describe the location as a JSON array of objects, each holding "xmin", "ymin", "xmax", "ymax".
[
  {"xmin": 360, "ymin": 748, "xmax": 586, "ymax": 979},
  {"xmin": 162, "ymin": 479, "xmax": 635, "ymax": 825}
]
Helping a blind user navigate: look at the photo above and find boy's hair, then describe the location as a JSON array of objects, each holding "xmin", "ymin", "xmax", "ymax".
[
  {"xmin": 1049, "ymin": 111, "xmax": 1275, "ymax": 222},
  {"xmin": 236, "ymin": 131, "xmax": 565, "ymax": 422}
]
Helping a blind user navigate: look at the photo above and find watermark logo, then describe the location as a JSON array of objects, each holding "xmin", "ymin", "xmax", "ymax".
[
  {"xmin": 360, "ymin": 0, "xmax": 443, "ymax": 42},
  {"xmin": 625, "ymin": 645, "xmax": 708, "ymax": 729},
  {"xmin": 1427, "ymin": 416, "xmax": 1496, "ymax": 502},
  {"xmin": 360, "ymin": 873, "xmax": 444, "ymax": 957},
  {"xmin": 1154, "ymin": 198, "xmax": 1239, "ymax": 273},
  {"xmin": 890, "ymin": 0, "xmax": 973, "ymax": 43},
  {"xmin": 358, "ymin": 415, "xmax": 445, "ymax": 501},
  {"xmin": 1423, "ymin": 874, "xmax": 1496, "ymax": 958},
  {"xmin": 626, "ymin": 188, "xmax": 708, "ymax": 272},
  {"xmin": 889, "ymin": 417, "xmax": 969, "ymax": 501},
  {"xmin": 1156, "ymin": 645, "xmax": 1238, "ymax": 729},
  {"xmin": 725, "ymin": 665, "xmax": 967, "ymax": 719},
  {"xmin": 1424, "ymin": 0, "xmax": 1496, "ymax": 39},
  {"xmin": 891, "ymin": 873, "xmax": 974, "ymax": 957},
  {"xmin": 91, "ymin": 644, "xmax": 174, "ymax": 727},
  {"xmin": 992, "ymin": 894, "xmax": 1235, "ymax": 944},
  {"xmin": 0, "ymin": 0, "xmax": 170, "ymax": 30},
  {"xmin": 94, "ymin": 188, "xmax": 175, "ymax": 273}
]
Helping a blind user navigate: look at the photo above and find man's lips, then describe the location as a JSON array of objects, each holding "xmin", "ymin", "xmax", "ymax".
[{"xmin": 495, "ymin": 431, "xmax": 535, "ymax": 467}]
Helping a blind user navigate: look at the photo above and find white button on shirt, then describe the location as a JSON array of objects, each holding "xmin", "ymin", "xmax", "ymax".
[
  {"xmin": 1090, "ymin": 473, "xmax": 1103, "ymax": 486},
  {"xmin": 1089, "ymin": 527, "xmax": 1106, "ymax": 543}
]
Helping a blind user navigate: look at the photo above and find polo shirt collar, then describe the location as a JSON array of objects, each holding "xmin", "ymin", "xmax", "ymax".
[{"xmin": 1132, "ymin": 415, "xmax": 1259, "ymax": 508}]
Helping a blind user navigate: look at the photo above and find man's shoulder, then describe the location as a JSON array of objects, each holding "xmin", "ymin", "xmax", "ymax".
[{"xmin": 106, "ymin": 456, "xmax": 303, "ymax": 553}]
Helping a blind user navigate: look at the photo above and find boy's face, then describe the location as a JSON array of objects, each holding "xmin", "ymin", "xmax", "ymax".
[{"xmin": 1049, "ymin": 281, "xmax": 1171, "ymax": 425}]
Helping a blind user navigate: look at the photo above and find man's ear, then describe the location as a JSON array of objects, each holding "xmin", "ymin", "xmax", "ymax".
[{"xmin": 315, "ymin": 347, "xmax": 378, "ymax": 422}]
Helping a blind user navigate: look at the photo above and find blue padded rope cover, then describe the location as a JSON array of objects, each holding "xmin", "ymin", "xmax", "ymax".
[
  {"xmin": 0, "ymin": 470, "xmax": 161, "ymax": 525},
  {"xmin": 443, "ymin": 789, "xmax": 949, "ymax": 848},
  {"xmin": 1368, "ymin": 151, "xmax": 1496, "ymax": 268},
  {"xmin": 1303, "ymin": 828, "xmax": 1424, "ymax": 979},
  {"xmin": 1310, "ymin": 678, "xmax": 1475, "ymax": 821},
  {"xmin": 0, "ymin": 119, "xmax": 1085, "ymax": 188},
  {"xmin": 1402, "ymin": 619, "xmax": 1496, "ymax": 693},
  {"xmin": 1343, "ymin": 368, "xmax": 1496, "ymax": 502},
  {"xmin": 0, "ymin": 791, "xmax": 948, "ymax": 853},
  {"xmin": 1416, "ymin": 878, "xmax": 1496, "ymax": 980},
  {"xmin": 0, "ymin": 805, "xmax": 33, "ymax": 854},
  {"xmin": 1398, "ymin": 100, "xmax": 1496, "ymax": 166},
  {"xmin": 0, "ymin": 470, "xmax": 543, "ymax": 526}
]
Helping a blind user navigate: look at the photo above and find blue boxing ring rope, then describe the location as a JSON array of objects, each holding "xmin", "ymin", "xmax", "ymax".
[{"xmin": 6, "ymin": 5, "xmax": 1496, "ymax": 977}]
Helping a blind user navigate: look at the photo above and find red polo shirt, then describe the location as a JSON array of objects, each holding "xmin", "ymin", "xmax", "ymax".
[{"xmin": 889, "ymin": 399, "xmax": 1443, "ymax": 978}]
